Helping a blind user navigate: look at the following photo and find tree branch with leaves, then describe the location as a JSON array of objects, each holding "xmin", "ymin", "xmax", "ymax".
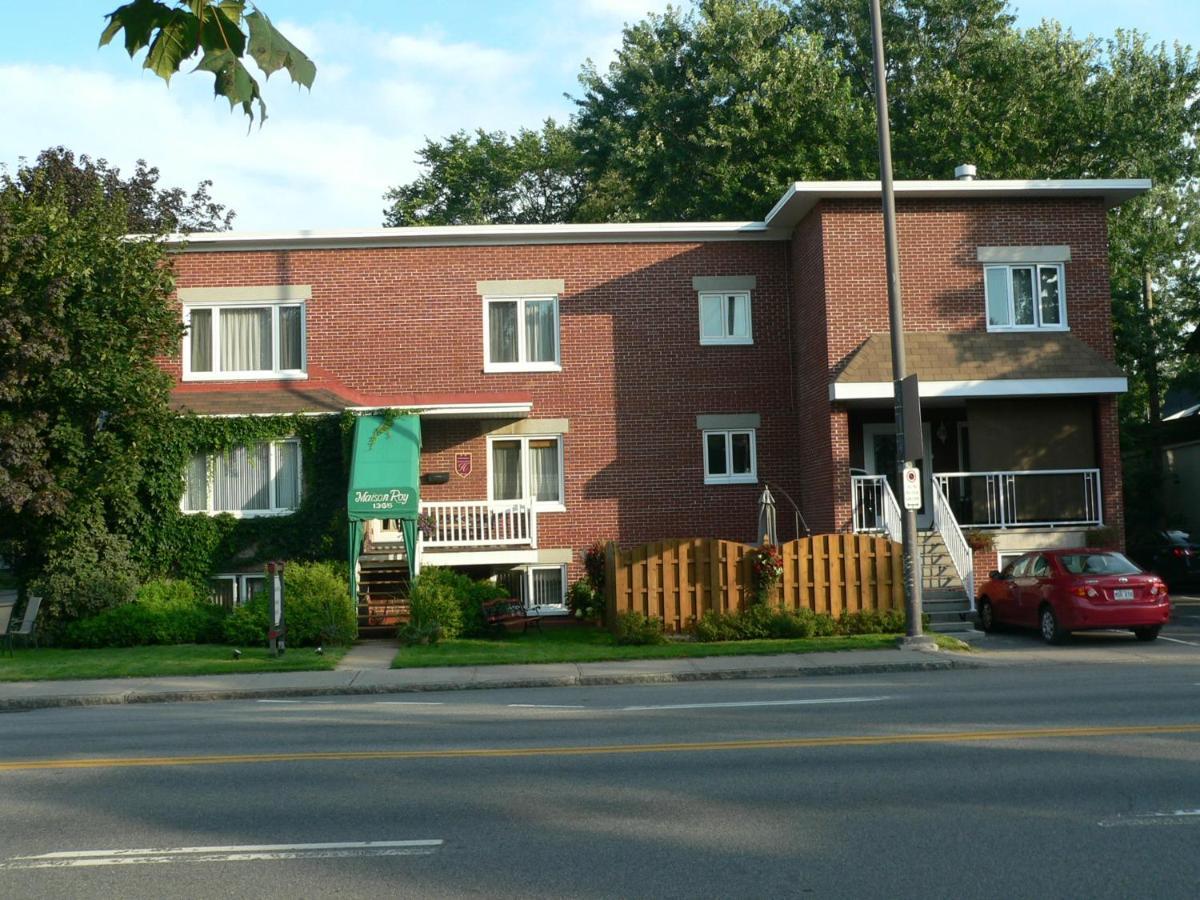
[{"xmin": 99, "ymin": 0, "xmax": 315, "ymax": 124}]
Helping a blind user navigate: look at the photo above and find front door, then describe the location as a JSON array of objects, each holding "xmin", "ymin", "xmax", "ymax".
[{"xmin": 863, "ymin": 423, "xmax": 934, "ymax": 529}]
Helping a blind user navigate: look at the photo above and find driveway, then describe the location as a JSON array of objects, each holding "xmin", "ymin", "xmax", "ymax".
[{"xmin": 961, "ymin": 592, "xmax": 1200, "ymax": 664}]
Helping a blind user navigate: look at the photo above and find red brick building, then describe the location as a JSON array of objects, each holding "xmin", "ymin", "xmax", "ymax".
[{"xmin": 165, "ymin": 177, "xmax": 1147, "ymax": 617}]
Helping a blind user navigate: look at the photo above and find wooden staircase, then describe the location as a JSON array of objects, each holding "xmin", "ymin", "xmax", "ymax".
[
  {"xmin": 919, "ymin": 530, "xmax": 975, "ymax": 635},
  {"xmin": 357, "ymin": 556, "xmax": 412, "ymax": 639}
]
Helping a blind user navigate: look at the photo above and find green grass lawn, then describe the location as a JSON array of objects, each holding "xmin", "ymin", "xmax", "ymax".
[
  {"xmin": 392, "ymin": 627, "xmax": 967, "ymax": 668},
  {"xmin": 0, "ymin": 644, "xmax": 348, "ymax": 682}
]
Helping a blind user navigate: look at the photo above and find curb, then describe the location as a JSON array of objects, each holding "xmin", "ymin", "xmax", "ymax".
[{"xmin": 0, "ymin": 655, "xmax": 980, "ymax": 712}]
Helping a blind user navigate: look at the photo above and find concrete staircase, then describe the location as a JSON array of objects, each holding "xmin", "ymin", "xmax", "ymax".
[{"xmin": 919, "ymin": 530, "xmax": 976, "ymax": 635}]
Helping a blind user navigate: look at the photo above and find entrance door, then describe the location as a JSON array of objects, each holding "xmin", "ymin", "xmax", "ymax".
[{"xmin": 863, "ymin": 423, "xmax": 934, "ymax": 529}]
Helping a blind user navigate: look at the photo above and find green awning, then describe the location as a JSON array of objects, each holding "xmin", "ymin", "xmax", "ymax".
[{"xmin": 347, "ymin": 414, "xmax": 421, "ymax": 521}]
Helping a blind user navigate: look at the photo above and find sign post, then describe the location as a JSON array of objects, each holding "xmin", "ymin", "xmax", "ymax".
[{"xmin": 267, "ymin": 561, "xmax": 286, "ymax": 657}]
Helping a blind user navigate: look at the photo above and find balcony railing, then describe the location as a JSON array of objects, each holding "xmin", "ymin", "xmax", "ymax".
[
  {"xmin": 851, "ymin": 475, "xmax": 903, "ymax": 543},
  {"xmin": 934, "ymin": 469, "xmax": 1102, "ymax": 529},
  {"xmin": 370, "ymin": 500, "xmax": 538, "ymax": 550}
]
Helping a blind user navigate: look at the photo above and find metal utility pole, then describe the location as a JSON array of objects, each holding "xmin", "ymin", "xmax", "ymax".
[{"xmin": 868, "ymin": 0, "xmax": 934, "ymax": 649}]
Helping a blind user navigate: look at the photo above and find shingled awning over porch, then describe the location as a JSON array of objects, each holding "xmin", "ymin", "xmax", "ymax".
[{"xmin": 830, "ymin": 332, "xmax": 1127, "ymax": 401}]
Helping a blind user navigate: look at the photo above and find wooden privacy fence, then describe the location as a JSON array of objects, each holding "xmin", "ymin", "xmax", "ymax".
[{"xmin": 605, "ymin": 535, "xmax": 902, "ymax": 634}]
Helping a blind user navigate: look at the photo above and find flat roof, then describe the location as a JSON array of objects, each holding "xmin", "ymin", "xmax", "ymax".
[
  {"xmin": 160, "ymin": 178, "xmax": 1151, "ymax": 251},
  {"xmin": 764, "ymin": 179, "xmax": 1152, "ymax": 228}
]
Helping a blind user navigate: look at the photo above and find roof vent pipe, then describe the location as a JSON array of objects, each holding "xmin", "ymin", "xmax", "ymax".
[{"xmin": 954, "ymin": 164, "xmax": 977, "ymax": 181}]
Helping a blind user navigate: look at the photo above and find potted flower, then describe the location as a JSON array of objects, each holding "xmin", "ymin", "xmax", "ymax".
[{"xmin": 746, "ymin": 543, "xmax": 784, "ymax": 605}]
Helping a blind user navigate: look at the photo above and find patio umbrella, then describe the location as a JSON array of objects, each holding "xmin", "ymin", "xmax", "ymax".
[{"xmin": 757, "ymin": 485, "xmax": 778, "ymax": 546}]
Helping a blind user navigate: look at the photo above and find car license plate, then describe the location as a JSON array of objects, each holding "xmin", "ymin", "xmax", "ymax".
[{"xmin": 1114, "ymin": 589, "xmax": 1134, "ymax": 601}]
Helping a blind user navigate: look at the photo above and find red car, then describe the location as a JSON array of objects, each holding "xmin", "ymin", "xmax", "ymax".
[{"xmin": 978, "ymin": 549, "xmax": 1170, "ymax": 644}]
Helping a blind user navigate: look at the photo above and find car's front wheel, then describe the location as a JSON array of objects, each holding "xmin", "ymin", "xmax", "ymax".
[
  {"xmin": 978, "ymin": 599, "xmax": 996, "ymax": 633},
  {"xmin": 1040, "ymin": 605, "xmax": 1066, "ymax": 645},
  {"xmin": 1133, "ymin": 626, "xmax": 1161, "ymax": 642}
]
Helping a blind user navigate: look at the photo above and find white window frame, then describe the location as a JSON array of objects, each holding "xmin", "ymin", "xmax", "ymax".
[
  {"xmin": 181, "ymin": 439, "xmax": 303, "ymax": 518},
  {"xmin": 703, "ymin": 429, "xmax": 757, "ymax": 485},
  {"xmin": 983, "ymin": 263, "xmax": 1067, "ymax": 332},
  {"xmin": 482, "ymin": 294, "xmax": 562, "ymax": 373},
  {"xmin": 208, "ymin": 573, "xmax": 268, "ymax": 607},
  {"xmin": 182, "ymin": 298, "xmax": 308, "ymax": 381},
  {"xmin": 505, "ymin": 565, "xmax": 568, "ymax": 612},
  {"xmin": 698, "ymin": 290, "xmax": 753, "ymax": 345},
  {"xmin": 486, "ymin": 434, "xmax": 566, "ymax": 512}
]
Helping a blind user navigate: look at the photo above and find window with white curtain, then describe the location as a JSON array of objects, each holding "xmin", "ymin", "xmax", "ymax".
[
  {"xmin": 183, "ymin": 301, "xmax": 306, "ymax": 379},
  {"xmin": 488, "ymin": 435, "xmax": 564, "ymax": 509},
  {"xmin": 483, "ymin": 295, "xmax": 560, "ymax": 372},
  {"xmin": 182, "ymin": 440, "xmax": 302, "ymax": 516},
  {"xmin": 500, "ymin": 565, "xmax": 567, "ymax": 610},
  {"xmin": 698, "ymin": 291, "xmax": 753, "ymax": 345}
]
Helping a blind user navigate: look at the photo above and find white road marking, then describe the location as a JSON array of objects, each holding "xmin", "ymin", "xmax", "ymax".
[
  {"xmin": 0, "ymin": 840, "xmax": 443, "ymax": 869},
  {"xmin": 373, "ymin": 701, "xmax": 445, "ymax": 706},
  {"xmin": 507, "ymin": 704, "xmax": 585, "ymax": 709},
  {"xmin": 255, "ymin": 699, "xmax": 332, "ymax": 705},
  {"xmin": 1099, "ymin": 809, "xmax": 1200, "ymax": 828},
  {"xmin": 1159, "ymin": 636, "xmax": 1200, "ymax": 648},
  {"xmin": 621, "ymin": 696, "xmax": 891, "ymax": 711}
]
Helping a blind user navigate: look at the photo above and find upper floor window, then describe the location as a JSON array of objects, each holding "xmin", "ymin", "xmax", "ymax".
[
  {"xmin": 703, "ymin": 429, "xmax": 757, "ymax": 484},
  {"xmin": 488, "ymin": 435, "xmax": 564, "ymax": 510},
  {"xmin": 699, "ymin": 291, "xmax": 752, "ymax": 345},
  {"xmin": 183, "ymin": 301, "xmax": 306, "ymax": 380},
  {"xmin": 483, "ymin": 295, "xmax": 560, "ymax": 372},
  {"xmin": 182, "ymin": 440, "xmax": 301, "ymax": 517},
  {"xmin": 984, "ymin": 264, "xmax": 1066, "ymax": 331}
]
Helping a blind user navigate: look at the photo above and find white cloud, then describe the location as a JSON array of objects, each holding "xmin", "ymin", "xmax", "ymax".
[{"xmin": 0, "ymin": 5, "xmax": 668, "ymax": 231}]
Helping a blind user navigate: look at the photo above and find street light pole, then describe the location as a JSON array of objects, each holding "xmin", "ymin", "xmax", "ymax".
[{"xmin": 868, "ymin": 0, "xmax": 935, "ymax": 649}]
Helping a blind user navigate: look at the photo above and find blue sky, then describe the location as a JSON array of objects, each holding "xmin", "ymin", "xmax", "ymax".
[{"xmin": 0, "ymin": 1, "xmax": 1195, "ymax": 230}]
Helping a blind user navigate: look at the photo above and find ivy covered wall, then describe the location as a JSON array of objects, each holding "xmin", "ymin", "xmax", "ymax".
[{"xmin": 134, "ymin": 412, "xmax": 355, "ymax": 585}]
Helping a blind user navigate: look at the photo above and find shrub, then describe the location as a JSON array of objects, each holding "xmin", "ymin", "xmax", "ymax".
[
  {"xmin": 462, "ymin": 577, "xmax": 509, "ymax": 636},
  {"xmin": 407, "ymin": 567, "xmax": 466, "ymax": 640},
  {"xmin": 614, "ymin": 610, "xmax": 666, "ymax": 645},
  {"xmin": 223, "ymin": 596, "xmax": 269, "ymax": 646},
  {"xmin": 583, "ymin": 542, "xmax": 607, "ymax": 592},
  {"xmin": 693, "ymin": 611, "xmax": 742, "ymax": 642},
  {"xmin": 34, "ymin": 528, "xmax": 139, "ymax": 624},
  {"xmin": 63, "ymin": 578, "xmax": 227, "ymax": 648},
  {"xmin": 282, "ymin": 561, "xmax": 358, "ymax": 646},
  {"xmin": 567, "ymin": 579, "xmax": 605, "ymax": 621},
  {"xmin": 690, "ymin": 605, "xmax": 914, "ymax": 642}
]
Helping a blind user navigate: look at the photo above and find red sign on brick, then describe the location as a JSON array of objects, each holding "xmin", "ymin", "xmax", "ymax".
[{"xmin": 454, "ymin": 453, "xmax": 472, "ymax": 478}]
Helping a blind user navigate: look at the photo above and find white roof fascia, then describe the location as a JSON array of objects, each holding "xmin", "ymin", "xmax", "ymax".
[
  {"xmin": 829, "ymin": 376, "xmax": 1128, "ymax": 402},
  {"xmin": 765, "ymin": 179, "xmax": 1153, "ymax": 229},
  {"xmin": 160, "ymin": 221, "xmax": 790, "ymax": 252},
  {"xmin": 345, "ymin": 401, "xmax": 533, "ymax": 418}
]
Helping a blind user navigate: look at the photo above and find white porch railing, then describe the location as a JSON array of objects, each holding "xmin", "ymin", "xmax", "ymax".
[
  {"xmin": 421, "ymin": 500, "xmax": 537, "ymax": 548},
  {"xmin": 930, "ymin": 478, "xmax": 975, "ymax": 610},
  {"xmin": 851, "ymin": 475, "xmax": 903, "ymax": 544},
  {"xmin": 934, "ymin": 468, "xmax": 1102, "ymax": 529}
]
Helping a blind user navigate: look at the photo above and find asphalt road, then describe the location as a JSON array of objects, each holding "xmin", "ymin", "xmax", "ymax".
[{"xmin": 4, "ymin": 644, "xmax": 1200, "ymax": 899}]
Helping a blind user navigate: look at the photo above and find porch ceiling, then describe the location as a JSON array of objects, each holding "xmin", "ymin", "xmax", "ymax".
[{"xmin": 830, "ymin": 332, "xmax": 1126, "ymax": 401}]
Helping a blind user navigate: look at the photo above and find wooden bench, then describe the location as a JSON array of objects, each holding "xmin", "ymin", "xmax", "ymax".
[{"xmin": 481, "ymin": 598, "xmax": 543, "ymax": 635}]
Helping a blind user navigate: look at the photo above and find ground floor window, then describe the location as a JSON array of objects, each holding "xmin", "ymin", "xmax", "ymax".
[
  {"xmin": 208, "ymin": 573, "xmax": 268, "ymax": 609},
  {"xmin": 498, "ymin": 564, "xmax": 567, "ymax": 610},
  {"xmin": 183, "ymin": 439, "xmax": 302, "ymax": 516}
]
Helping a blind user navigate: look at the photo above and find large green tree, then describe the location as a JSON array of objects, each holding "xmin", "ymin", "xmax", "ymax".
[
  {"xmin": 383, "ymin": 121, "xmax": 584, "ymax": 227},
  {"xmin": 0, "ymin": 153, "xmax": 188, "ymax": 592}
]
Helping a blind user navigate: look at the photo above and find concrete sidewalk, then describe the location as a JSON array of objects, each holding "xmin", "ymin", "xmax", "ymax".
[{"xmin": 0, "ymin": 647, "xmax": 980, "ymax": 711}]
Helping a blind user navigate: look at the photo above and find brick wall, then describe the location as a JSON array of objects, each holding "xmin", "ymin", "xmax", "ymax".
[
  {"xmin": 170, "ymin": 240, "xmax": 806, "ymax": 568},
  {"xmin": 801, "ymin": 196, "xmax": 1122, "ymax": 537}
]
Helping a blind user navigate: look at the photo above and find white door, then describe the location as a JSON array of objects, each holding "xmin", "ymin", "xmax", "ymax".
[{"xmin": 863, "ymin": 423, "xmax": 934, "ymax": 529}]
